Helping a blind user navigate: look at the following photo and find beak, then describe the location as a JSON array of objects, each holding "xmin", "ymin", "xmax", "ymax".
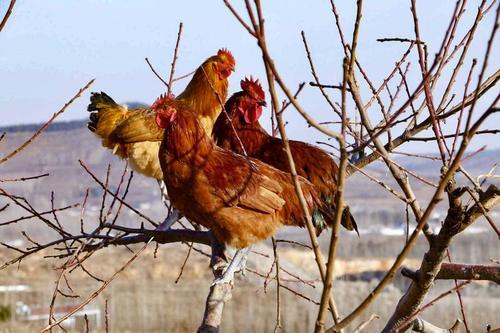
[{"xmin": 258, "ymin": 100, "xmax": 267, "ymax": 107}]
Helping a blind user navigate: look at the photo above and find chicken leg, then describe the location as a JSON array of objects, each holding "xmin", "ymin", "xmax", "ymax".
[
  {"xmin": 158, "ymin": 180, "xmax": 170, "ymax": 205},
  {"xmin": 212, "ymin": 247, "xmax": 251, "ymax": 285},
  {"xmin": 156, "ymin": 209, "xmax": 183, "ymax": 231},
  {"xmin": 155, "ymin": 180, "xmax": 183, "ymax": 231}
]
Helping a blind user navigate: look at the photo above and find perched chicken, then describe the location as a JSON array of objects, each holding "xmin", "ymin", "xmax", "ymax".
[
  {"xmin": 87, "ymin": 48, "xmax": 236, "ymax": 180},
  {"xmin": 154, "ymin": 94, "xmax": 332, "ymax": 281},
  {"xmin": 213, "ymin": 77, "xmax": 358, "ymax": 233},
  {"xmin": 155, "ymin": 94, "xmax": 328, "ymax": 247}
]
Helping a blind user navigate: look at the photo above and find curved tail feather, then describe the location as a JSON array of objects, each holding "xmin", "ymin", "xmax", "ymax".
[
  {"xmin": 87, "ymin": 92, "xmax": 121, "ymax": 131},
  {"xmin": 342, "ymin": 205, "xmax": 359, "ymax": 236},
  {"xmin": 317, "ymin": 198, "xmax": 359, "ymax": 236},
  {"xmin": 87, "ymin": 92, "xmax": 128, "ymax": 152}
]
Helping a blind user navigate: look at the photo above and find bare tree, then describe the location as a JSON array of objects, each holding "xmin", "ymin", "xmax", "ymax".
[{"xmin": 1, "ymin": 0, "xmax": 499, "ymax": 332}]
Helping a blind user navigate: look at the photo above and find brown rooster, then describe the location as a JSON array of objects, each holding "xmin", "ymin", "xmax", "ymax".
[
  {"xmin": 153, "ymin": 94, "xmax": 330, "ymax": 283},
  {"xmin": 213, "ymin": 77, "xmax": 358, "ymax": 233},
  {"xmin": 87, "ymin": 48, "xmax": 236, "ymax": 180}
]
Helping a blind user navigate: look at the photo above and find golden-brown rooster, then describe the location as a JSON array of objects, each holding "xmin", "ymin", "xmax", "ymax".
[
  {"xmin": 213, "ymin": 77, "xmax": 358, "ymax": 234},
  {"xmin": 153, "ymin": 94, "xmax": 331, "ymax": 283},
  {"xmin": 87, "ymin": 48, "xmax": 236, "ymax": 180}
]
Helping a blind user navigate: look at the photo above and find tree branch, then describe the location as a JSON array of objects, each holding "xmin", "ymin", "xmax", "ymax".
[
  {"xmin": 437, "ymin": 263, "xmax": 500, "ymax": 283},
  {"xmin": 0, "ymin": 79, "xmax": 95, "ymax": 165},
  {"xmin": 0, "ymin": 0, "xmax": 16, "ymax": 33}
]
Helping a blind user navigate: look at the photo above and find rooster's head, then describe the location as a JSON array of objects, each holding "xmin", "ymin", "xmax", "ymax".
[
  {"xmin": 152, "ymin": 93, "xmax": 177, "ymax": 128},
  {"xmin": 237, "ymin": 76, "xmax": 266, "ymax": 124},
  {"xmin": 209, "ymin": 48, "xmax": 236, "ymax": 80}
]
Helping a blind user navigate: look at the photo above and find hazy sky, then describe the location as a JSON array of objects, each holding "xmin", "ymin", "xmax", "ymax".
[{"xmin": 1, "ymin": 0, "xmax": 498, "ymax": 153}]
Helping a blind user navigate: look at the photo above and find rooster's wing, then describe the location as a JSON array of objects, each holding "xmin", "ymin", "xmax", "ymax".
[
  {"xmin": 203, "ymin": 149, "xmax": 286, "ymax": 215},
  {"xmin": 111, "ymin": 108, "xmax": 164, "ymax": 143}
]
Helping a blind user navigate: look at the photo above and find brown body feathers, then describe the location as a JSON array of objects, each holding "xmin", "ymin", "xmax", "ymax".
[
  {"xmin": 213, "ymin": 79, "xmax": 358, "ymax": 233},
  {"xmin": 155, "ymin": 98, "xmax": 326, "ymax": 248}
]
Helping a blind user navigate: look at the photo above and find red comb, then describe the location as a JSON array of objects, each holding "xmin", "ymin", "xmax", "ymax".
[
  {"xmin": 241, "ymin": 76, "xmax": 265, "ymax": 101},
  {"xmin": 151, "ymin": 92, "xmax": 175, "ymax": 110},
  {"xmin": 217, "ymin": 48, "xmax": 235, "ymax": 66}
]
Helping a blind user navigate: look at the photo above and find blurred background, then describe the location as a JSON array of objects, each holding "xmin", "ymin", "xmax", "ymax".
[{"xmin": 0, "ymin": 1, "xmax": 498, "ymax": 332}]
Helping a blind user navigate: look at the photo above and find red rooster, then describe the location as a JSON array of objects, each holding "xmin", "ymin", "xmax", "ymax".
[
  {"xmin": 213, "ymin": 77, "xmax": 358, "ymax": 233},
  {"xmin": 154, "ymin": 94, "xmax": 331, "ymax": 282}
]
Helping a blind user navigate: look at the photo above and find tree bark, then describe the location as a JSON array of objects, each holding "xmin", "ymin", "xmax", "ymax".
[{"xmin": 198, "ymin": 239, "xmax": 232, "ymax": 333}]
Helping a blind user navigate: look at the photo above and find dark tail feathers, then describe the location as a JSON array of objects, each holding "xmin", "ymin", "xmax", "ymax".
[
  {"xmin": 87, "ymin": 92, "xmax": 118, "ymax": 132},
  {"xmin": 341, "ymin": 206, "xmax": 359, "ymax": 236},
  {"xmin": 315, "ymin": 204, "xmax": 359, "ymax": 237}
]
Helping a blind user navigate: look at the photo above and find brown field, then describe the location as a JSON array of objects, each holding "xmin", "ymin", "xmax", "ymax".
[{"xmin": 0, "ymin": 234, "xmax": 498, "ymax": 333}]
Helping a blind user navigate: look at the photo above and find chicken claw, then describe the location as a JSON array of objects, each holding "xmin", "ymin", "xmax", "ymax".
[
  {"xmin": 155, "ymin": 209, "xmax": 182, "ymax": 232},
  {"xmin": 212, "ymin": 247, "xmax": 251, "ymax": 285}
]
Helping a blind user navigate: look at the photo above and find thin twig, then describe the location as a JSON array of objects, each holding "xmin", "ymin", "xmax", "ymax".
[
  {"xmin": 0, "ymin": 79, "xmax": 95, "ymax": 165},
  {"xmin": 167, "ymin": 22, "xmax": 183, "ymax": 95},
  {"xmin": 392, "ymin": 281, "xmax": 471, "ymax": 333},
  {"xmin": 0, "ymin": 173, "xmax": 49, "ymax": 182},
  {"xmin": 315, "ymin": 56, "xmax": 349, "ymax": 333},
  {"xmin": 41, "ymin": 238, "xmax": 153, "ymax": 332},
  {"xmin": 145, "ymin": 57, "xmax": 169, "ymax": 87},
  {"xmin": 0, "ymin": 0, "xmax": 16, "ymax": 33},
  {"xmin": 79, "ymin": 160, "xmax": 159, "ymax": 227},
  {"xmin": 445, "ymin": 250, "xmax": 471, "ymax": 333},
  {"xmin": 244, "ymin": 0, "xmax": 342, "ymax": 324},
  {"xmin": 272, "ymin": 237, "xmax": 282, "ymax": 333},
  {"xmin": 407, "ymin": 129, "xmax": 499, "ymax": 141},
  {"xmin": 175, "ymin": 242, "xmax": 193, "ymax": 284}
]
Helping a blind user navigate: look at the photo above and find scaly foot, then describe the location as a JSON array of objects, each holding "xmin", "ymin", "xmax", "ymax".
[
  {"xmin": 155, "ymin": 209, "xmax": 182, "ymax": 232},
  {"xmin": 212, "ymin": 247, "xmax": 251, "ymax": 285},
  {"xmin": 158, "ymin": 180, "xmax": 170, "ymax": 206}
]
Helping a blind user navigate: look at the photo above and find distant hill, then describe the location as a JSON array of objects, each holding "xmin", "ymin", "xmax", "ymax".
[
  {"xmin": 0, "ymin": 101, "xmax": 148, "ymax": 134},
  {"xmin": 0, "ymin": 119, "xmax": 87, "ymax": 134}
]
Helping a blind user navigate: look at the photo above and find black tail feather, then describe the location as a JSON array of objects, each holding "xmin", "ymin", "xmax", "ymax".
[
  {"xmin": 341, "ymin": 206, "xmax": 359, "ymax": 236},
  {"xmin": 87, "ymin": 91, "xmax": 117, "ymax": 112},
  {"xmin": 87, "ymin": 92, "xmax": 118, "ymax": 133},
  {"xmin": 315, "ymin": 203, "xmax": 359, "ymax": 236}
]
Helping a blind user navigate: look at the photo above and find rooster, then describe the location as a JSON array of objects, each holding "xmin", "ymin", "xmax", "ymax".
[
  {"xmin": 213, "ymin": 77, "xmax": 358, "ymax": 234},
  {"xmin": 154, "ymin": 94, "xmax": 331, "ymax": 283},
  {"xmin": 87, "ymin": 48, "xmax": 236, "ymax": 180}
]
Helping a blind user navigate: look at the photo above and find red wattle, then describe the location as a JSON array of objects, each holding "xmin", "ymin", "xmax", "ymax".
[
  {"xmin": 156, "ymin": 113, "xmax": 170, "ymax": 128},
  {"xmin": 244, "ymin": 105, "xmax": 263, "ymax": 124}
]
